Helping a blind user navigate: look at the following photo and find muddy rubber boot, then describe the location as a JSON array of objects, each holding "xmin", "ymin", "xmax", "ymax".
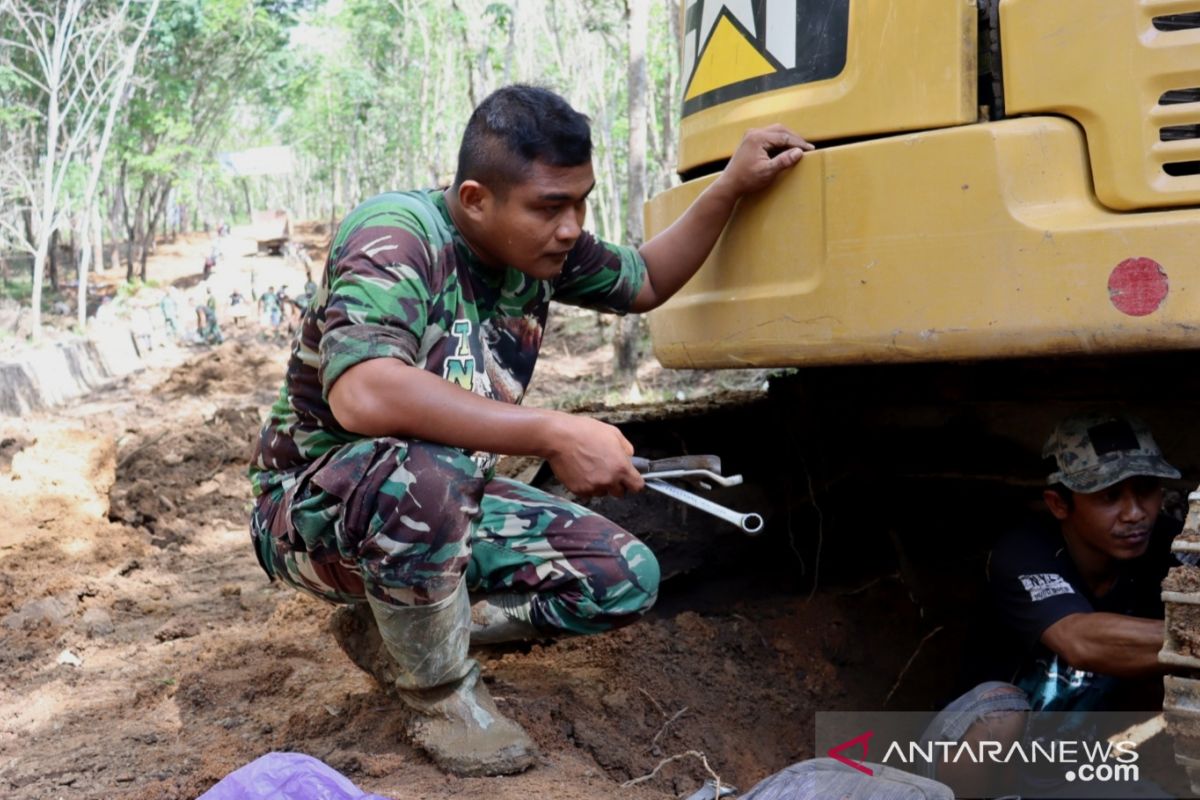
[
  {"xmin": 397, "ymin": 660, "xmax": 536, "ymax": 776},
  {"xmin": 366, "ymin": 582, "xmax": 537, "ymax": 777},
  {"xmin": 469, "ymin": 592, "xmax": 540, "ymax": 645},
  {"xmin": 328, "ymin": 602, "xmax": 398, "ymax": 685}
]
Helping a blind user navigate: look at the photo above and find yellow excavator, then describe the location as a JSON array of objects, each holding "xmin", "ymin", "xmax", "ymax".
[{"xmin": 643, "ymin": 0, "xmax": 1200, "ymax": 789}]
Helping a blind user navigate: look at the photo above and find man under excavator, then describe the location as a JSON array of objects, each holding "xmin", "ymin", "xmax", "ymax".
[
  {"xmin": 247, "ymin": 84, "xmax": 812, "ymax": 777},
  {"xmin": 925, "ymin": 411, "xmax": 1184, "ymax": 797}
]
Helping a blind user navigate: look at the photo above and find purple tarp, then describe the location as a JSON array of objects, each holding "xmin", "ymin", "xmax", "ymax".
[{"xmin": 198, "ymin": 752, "xmax": 393, "ymax": 800}]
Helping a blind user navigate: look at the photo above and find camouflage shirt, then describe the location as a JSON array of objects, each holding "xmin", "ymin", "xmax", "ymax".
[{"xmin": 250, "ymin": 189, "xmax": 646, "ymax": 497}]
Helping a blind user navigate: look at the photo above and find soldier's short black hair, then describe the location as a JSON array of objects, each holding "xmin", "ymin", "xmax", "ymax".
[{"xmin": 453, "ymin": 85, "xmax": 592, "ymax": 195}]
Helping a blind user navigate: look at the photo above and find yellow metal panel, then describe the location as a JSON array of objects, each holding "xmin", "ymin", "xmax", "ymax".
[
  {"xmin": 1003, "ymin": 0, "xmax": 1200, "ymax": 210},
  {"xmin": 678, "ymin": 0, "xmax": 977, "ymax": 173},
  {"xmin": 645, "ymin": 118, "xmax": 1200, "ymax": 368}
]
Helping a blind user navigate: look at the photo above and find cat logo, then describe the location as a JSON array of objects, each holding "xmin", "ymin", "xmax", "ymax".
[{"xmin": 682, "ymin": 0, "xmax": 849, "ymax": 117}]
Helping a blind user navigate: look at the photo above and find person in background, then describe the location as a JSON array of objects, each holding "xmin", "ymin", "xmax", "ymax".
[
  {"xmin": 159, "ymin": 289, "xmax": 181, "ymax": 340},
  {"xmin": 196, "ymin": 287, "xmax": 224, "ymax": 345},
  {"xmin": 258, "ymin": 285, "xmax": 281, "ymax": 336},
  {"xmin": 228, "ymin": 289, "xmax": 248, "ymax": 328}
]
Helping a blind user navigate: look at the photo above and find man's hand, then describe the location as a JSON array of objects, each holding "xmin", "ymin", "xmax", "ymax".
[
  {"xmin": 544, "ymin": 415, "xmax": 644, "ymax": 498},
  {"xmin": 715, "ymin": 124, "xmax": 814, "ymax": 198},
  {"xmin": 632, "ymin": 123, "xmax": 813, "ymax": 312}
]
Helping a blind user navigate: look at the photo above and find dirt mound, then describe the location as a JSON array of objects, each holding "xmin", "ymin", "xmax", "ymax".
[
  {"xmin": 158, "ymin": 339, "xmax": 282, "ymax": 398},
  {"xmin": 109, "ymin": 403, "xmax": 259, "ymax": 545},
  {"xmin": 106, "ymin": 336, "xmax": 276, "ymax": 547}
]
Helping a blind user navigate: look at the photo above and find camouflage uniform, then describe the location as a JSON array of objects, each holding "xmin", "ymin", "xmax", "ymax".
[
  {"xmin": 199, "ymin": 294, "xmax": 223, "ymax": 344},
  {"xmin": 249, "ymin": 189, "xmax": 659, "ymax": 635}
]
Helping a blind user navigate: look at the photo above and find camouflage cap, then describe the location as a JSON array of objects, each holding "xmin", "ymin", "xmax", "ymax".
[{"xmin": 1043, "ymin": 411, "xmax": 1180, "ymax": 493}]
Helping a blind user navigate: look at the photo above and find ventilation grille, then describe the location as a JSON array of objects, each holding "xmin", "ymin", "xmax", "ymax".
[
  {"xmin": 1155, "ymin": 85, "xmax": 1200, "ymax": 178},
  {"xmin": 1153, "ymin": 12, "xmax": 1200, "ymax": 30},
  {"xmin": 1160, "ymin": 88, "xmax": 1200, "ymax": 106}
]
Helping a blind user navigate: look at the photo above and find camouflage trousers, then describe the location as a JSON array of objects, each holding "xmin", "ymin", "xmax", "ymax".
[{"xmin": 250, "ymin": 438, "xmax": 660, "ymax": 636}]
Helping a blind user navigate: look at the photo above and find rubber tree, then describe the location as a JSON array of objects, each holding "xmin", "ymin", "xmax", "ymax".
[
  {"xmin": 112, "ymin": 0, "xmax": 290, "ymax": 281},
  {"xmin": 613, "ymin": 0, "xmax": 648, "ymax": 383},
  {"xmin": 0, "ymin": 0, "xmax": 143, "ymax": 338},
  {"xmin": 74, "ymin": 0, "xmax": 160, "ymax": 330}
]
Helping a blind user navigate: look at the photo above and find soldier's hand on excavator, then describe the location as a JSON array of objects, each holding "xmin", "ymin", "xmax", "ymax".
[
  {"xmin": 717, "ymin": 124, "xmax": 814, "ymax": 197},
  {"xmin": 543, "ymin": 414, "xmax": 645, "ymax": 498}
]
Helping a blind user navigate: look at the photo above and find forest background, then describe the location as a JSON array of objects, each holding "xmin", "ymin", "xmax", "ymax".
[{"xmin": 0, "ymin": 0, "xmax": 681, "ymax": 371}]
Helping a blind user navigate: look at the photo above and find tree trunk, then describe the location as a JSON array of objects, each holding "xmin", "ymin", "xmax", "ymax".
[
  {"xmin": 122, "ymin": 162, "xmax": 148, "ymax": 283},
  {"xmin": 29, "ymin": 21, "xmax": 65, "ymax": 340},
  {"xmin": 30, "ymin": 231, "xmax": 50, "ymax": 335},
  {"xmin": 614, "ymin": 0, "xmax": 650, "ymax": 382},
  {"xmin": 662, "ymin": 0, "xmax": 681, "ymax": 192},
  {"xmin": 48, "ymin": 229, "xmax": 60, "ymax": 292},
  {"xmin": 138, "ymin": 234, "xmax": 150, "ymax": 281},
  {"xmin": 348, "ymin": 122, "xmax": 360, "ymax": 206},
  {"xmin": 240, "ymin": 177, "xmax": 253, "ymax": 221},
  {"xmin": 140, "ymin": 182, "xmax": 170, "ymax": 281},
  {"xmin": 108, "ymin": 181, "xmax": 125, "ymax": 273},
  {"xmin": 624, "ymin": 0, "xmax": 648, "ymax": 245},
  {"xmin": 194, "ymin": 176, "xmax": 203, "ymax": 231},
  {"xmin": 30, "ymin": 118, "xmax": 60, "ymax": 337},
  {"xmin": 77, "ymin": 206, "xmax": 93, "ymax": 330},
  {"xmin": 21, "ymin": 0, "xmax": 156, "ymax": 337},
  {"xmin": 614, "ymin": 0, "xmax": 652, "ymax": 383},
  {"xmin": 93, "ymin": 205, "xmax": 105, "ymax": 275},
  {"xmin": 503, "ymin": 0, "xmax": 520, "ymax": 83}
]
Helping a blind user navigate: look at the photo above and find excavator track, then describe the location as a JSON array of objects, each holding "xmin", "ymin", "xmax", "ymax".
[{"xmin": 1162, "ymin": 493, "xmax": 1200, "ymax": 793}]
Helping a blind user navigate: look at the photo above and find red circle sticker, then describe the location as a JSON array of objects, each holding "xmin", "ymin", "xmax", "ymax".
[{"xmin": 1108, "ymin": 257, "xmax": 1168, "ymax": 316}]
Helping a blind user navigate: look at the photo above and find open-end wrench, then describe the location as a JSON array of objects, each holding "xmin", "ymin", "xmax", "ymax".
[
  {"xmin": 644, "ymin": 479, "xmax": 765, "ymax": 534},
  {"xmin": 632, "ymin": 455, "xmax": 722, "ymax": 473},
  {"xmin": 630, "ymin": 455, "xmax": 743, "ymax": 488},
  {"xmin": 632, "ymin": 455, "xmax": 765, "ymax": 535}
]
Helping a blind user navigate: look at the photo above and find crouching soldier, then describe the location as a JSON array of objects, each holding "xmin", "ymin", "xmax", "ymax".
[{"xmin": 247, "ymin": 84, "xmax": 812, "ymax": 776}]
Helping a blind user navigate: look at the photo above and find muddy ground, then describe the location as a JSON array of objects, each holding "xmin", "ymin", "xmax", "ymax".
[{"xmin": 0, "ymin": 229, "xmax": 954, "ymax": 799}]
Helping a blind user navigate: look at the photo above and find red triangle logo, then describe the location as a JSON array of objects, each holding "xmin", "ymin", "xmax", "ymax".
[{"xmin": 827, "ymin": 730, "xmax": 874, "ymax": 776}]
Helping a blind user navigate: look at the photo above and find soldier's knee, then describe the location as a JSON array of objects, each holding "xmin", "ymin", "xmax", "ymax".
[
  {"xmin": 598, "ymin": 539, "xmax": 660, "ymax": 621},
  {"xmin": 628, "ymin": 541, "xmax": 660, "ymax": 611}
]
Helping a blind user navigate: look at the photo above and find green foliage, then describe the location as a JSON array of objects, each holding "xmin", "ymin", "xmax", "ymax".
[
  {"xmin": 0, "ymin": 275, "xmax": 35, "ymax": 305},
  {"xmin": 4, "ymin": 0, "xmax": 684, "ymax": 282},
  {"xmin": 254, "ymin": 0, "xmax": 320, "ymax": 22},
  {"xmin": 484, "ymin": 3, "xmax": 512, "ymax": 28},
  {"xmin": 0, "ymin": 272, "xmax": 74, "ymax": 314},
  {"xmin": 84, "ymin": 0, "xmax": 306, "ymax": 268},
  {"xmin": 116, "ymin": 278, "xmax": 161, "ymax": 298},
  {"xmin": 0, "ymin": 66, "xmax": 38, "ymax": 129}
]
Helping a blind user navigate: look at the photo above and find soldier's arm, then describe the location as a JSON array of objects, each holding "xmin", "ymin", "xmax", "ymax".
[
  {"xmin": 328, "ymin": 359, "xmax": 644, "ymax": 497},
  {"xmin": 630, "ymin": 125, "xmax": 813, "ymax": 313},
  {"xmin": 1040, "ymin": 612, "xmax": 1165, "ymax": 677}
]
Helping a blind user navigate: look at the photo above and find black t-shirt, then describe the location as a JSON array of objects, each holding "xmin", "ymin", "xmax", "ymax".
[{"xmin": 961, "ymin": 513, "xmax": 1180, "ymax": 712}]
